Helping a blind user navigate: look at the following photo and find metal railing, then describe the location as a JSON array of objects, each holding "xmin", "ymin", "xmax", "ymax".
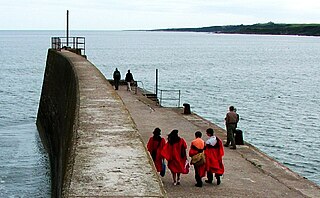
[
  {"xmin": 134, "ymin": 81, "xmax": 147, "ymax": 95},
  {"xmin": 159, "ymin": 89, "xmax": 181, "ymax": 107},
  {"xmin": 51, "ymin": 37, "xmax": 85, "ymax": 55}
]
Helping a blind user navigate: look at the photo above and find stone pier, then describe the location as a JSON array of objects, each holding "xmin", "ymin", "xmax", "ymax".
[
  {"xmin": 37, "ymin": 50, "xmax": 166, "ymax": 197},
  {"xmin": 37, "ymin": 50, "xmax": 319, "ymax": 198}
]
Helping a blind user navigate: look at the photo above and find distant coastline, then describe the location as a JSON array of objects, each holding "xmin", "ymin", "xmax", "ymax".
[{"xmin": 151, "ymin": 22, "xmax": 320, "ymax": 36}]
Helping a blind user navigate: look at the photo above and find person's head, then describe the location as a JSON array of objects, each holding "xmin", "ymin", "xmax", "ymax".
[
  {"xmin": 195, "ymin": 131, "xmax": 202, "ymax": 138},
  {"xmin": 234, "ymin": 108, "xmax": 237, "ymax": 112},
  {"xmin": 206, "ymin": 128, "xmax": 214, "ymax": 136},
  {"xmin": 115, "ymin": 68, "xmax": 118, "ymax": 71},
  {"xmin": 128, "ymin": 69, "xmax": 130, "ymax": 73},
  {"xmin": 168, "ymin": 129, "xmax": 180, "ymax": 144},
  {"xmin": 229, "ymin": 106, "xmax": 235, "ymax": 111},
  {"xmin": 153, "ymin": 127, "xmax": 161, "ymax": 136}
]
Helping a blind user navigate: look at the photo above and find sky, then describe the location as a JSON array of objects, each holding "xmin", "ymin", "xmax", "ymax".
[{"xmin": 1, "ymin": 0, "xmax": 320, "ymax": 30}]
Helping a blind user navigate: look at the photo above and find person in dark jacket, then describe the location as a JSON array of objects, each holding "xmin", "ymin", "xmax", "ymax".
[
  {"xmin": 224, "ymin": 106, "xmax": 239, "ymax": 149},
  {"xmin": 113, "ymin": 68, "xmax": 121, "ymax": 90},
  {"xmin": 125, "ymin": 69, "xmax": 134, "ymax": 91}
]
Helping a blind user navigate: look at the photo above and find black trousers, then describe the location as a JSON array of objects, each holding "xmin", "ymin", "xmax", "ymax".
[
  {"xmin": 207, "ymin": 171, "xmax": 222, "ymax": 182},
  {"xmin": 194, "ymin": 166, "xmax": 202, "ymax": 185}
]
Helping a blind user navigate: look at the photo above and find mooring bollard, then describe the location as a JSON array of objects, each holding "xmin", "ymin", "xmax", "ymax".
[
  {"xmin": 183, "ymin": 103, "xmax": 191, "ymax": 114},
  {"xmin": 234, "ymin": 129, "xmax": 244, "ymax": 145}
]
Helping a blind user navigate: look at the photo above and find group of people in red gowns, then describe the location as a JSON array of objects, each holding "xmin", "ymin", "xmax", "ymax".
[{"xmin": 147, "ymin": 127, "xmax": 224, "ymax": 187}]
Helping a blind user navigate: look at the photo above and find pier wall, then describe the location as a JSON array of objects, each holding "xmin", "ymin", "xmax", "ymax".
[
  {"xmin": 36, "ymin": 49, "xmax": 79, "ymax": 197},
  {"xmin": 36, "ymin": 49, "xmax": 165, "ymax": 198}
]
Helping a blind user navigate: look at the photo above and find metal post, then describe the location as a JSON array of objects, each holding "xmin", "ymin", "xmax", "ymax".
[
  {"xmin": 66, "ymin": 10, "xmax": 69, "ymax": 46},
  {"xmin": 156, "ymin": 69, "xmax": 158, "ymax": 98},
  {"xmin": 178, "ymin": 90, "xmax": 181, "ymax": 107},
  {"xmin": 159, "ymin": 90, "xmax": 162, "ymax": 107}
]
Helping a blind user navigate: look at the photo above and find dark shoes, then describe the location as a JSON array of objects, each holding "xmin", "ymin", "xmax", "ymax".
[
  {"xmin": 225, "ymin": 143, "xmax": 237, "ymax": 150},
  {"xmin": 195, "ymin": 183, "xmax": 203, "ymax": 187},
  {"xmin": 216, "ymin": 176, "xmax": 221, "ymax": 185},
  {"xmin": 206, "ymin": 178, "xmax": 221, "ymax": 185}
]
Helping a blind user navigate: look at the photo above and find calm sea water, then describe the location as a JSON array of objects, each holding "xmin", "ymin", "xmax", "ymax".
[{"xmin": 0, "ymin": 30, "xmax": 319, "ymax": 196}]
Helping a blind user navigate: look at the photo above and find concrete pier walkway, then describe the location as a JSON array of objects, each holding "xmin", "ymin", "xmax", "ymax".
[
  {"xmin": 116, "ymin": 86, "xmax": 320, "ymax": 198},
  {"xmin": 57, "ymin": 51, "xmax": 166, "ymax": 197}
]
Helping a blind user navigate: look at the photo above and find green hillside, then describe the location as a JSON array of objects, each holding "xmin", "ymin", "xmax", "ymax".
[{"xmin": 152, "ymin": 22, "xmax": 320, "ymax": 36}]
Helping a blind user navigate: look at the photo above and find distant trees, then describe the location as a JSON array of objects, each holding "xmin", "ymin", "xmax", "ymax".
[{"xmin": 153, "ymin": 22, "xmax": 320, "ymax": 36}]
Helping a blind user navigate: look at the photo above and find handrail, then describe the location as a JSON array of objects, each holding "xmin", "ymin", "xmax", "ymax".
[
  {"xmin": 159, "ymin": 89, "xmax": 181, "ymax": 107},
  {"xmin": 134, "ymin": 81, "xmax": 146, "ymax": 95},
  {"xmin": 51, "ymin": 37, "xmax": 85, "ymax": 55}
]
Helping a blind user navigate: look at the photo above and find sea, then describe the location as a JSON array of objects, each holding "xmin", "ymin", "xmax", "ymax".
[{"xmin": 0, "ymin": 30, "xmax": 319, "ymax": 197}]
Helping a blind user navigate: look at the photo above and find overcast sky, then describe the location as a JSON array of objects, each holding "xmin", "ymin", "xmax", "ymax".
[{"xmin": 1, "ymin": 0, "xmax": 320, "ymax": 30}]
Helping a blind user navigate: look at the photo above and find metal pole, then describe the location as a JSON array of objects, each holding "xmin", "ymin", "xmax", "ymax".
[
  {"xmin": 66, "ymin": 10, "xmax": 69, "ymax": 46},
  {"xmin": 156, "ymin": 69, "xmax": 158, "ymax": 98},
  {"xmin": 178, "ymin": 90, "xmax": 181, "ymax": 107}
]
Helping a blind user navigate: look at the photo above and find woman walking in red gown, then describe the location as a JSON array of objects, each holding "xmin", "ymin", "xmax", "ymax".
[
  {"xmin": 204, "ymin": 128, "xmax": 225, "ymax": 185},
  {"xmin": 161, "ymin": 129, "xmax": 187, "ymax": 185},
  {"xmin": 147, "ymin": 128, "xmax": 166, "ymax": 173}
]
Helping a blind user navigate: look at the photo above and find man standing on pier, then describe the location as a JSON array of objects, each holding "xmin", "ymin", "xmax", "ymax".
[
  {"xmin": 224, "ymin": 106, "xmax": 239, "ymax": 149},
  {"xmin": 113, "ymin": 68, "xmax": 121, "ymax": 90}
]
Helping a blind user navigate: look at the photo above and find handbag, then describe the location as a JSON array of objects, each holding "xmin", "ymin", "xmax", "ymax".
[
  {"xmin": 160, "ymin": 160, "xmax": 166, "ymax": 177},
  {"xmin": 191, "ymin": 152, "xmax": 205, "ymax": 166}
]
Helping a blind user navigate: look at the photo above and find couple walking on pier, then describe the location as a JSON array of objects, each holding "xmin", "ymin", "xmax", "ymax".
[
  {"xmin": 147, "ymin": 127, "xmax": 224, "ymax": 188},
  {"xmin": 113, "ymin": 68, "xmax": 134, "ymax": 91}
]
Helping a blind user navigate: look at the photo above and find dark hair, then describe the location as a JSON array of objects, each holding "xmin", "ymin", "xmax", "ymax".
[
  {"xmin": 229, "ymin": 106, "xmax": 235, "ymax": 111},
  {"xmin": 206, "ymin": 128, "xmax": 214, "ymax": 136},
  {"xmin": 168, "ymin": 129, "xmax": 180, "ymax": 145},
  {"xmin": 153, "ymin": 127, "xmax": 161, "ymax": 136},
  {"xmin": 195, "ymin": 131, "xmax": 202, "ymax": 138},
  {"xmin": 152, "ymin": 127, "xmax": 161, "ymax": 141}
]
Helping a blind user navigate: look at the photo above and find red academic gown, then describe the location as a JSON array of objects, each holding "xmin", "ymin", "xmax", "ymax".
[
  {"xmin": 147, "ymin": 137, "xmax": 166, "ymax": 172},
  {"xmin": 204, "ymin": 137, "xmax": 225, "ymax": 175},
  {"xmin": 161, "ymin": 138, "xmax": 187, "ymax": 174},
  {"xmin": 189, "ymin": 138, "xmax": 206, "ymax": 177}
]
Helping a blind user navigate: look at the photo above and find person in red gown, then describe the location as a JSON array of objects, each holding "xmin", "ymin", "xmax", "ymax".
[
  {"xmin": 161, "ymin": 129, "xmax": 187, "ymax": 185},
  {"xmin": 147, "ymin": 128, "xmax": 166, "ymax": 173},
  {"xmin": 204, "ymin": 128, "xmax": 224, "ymax": 185},
  {"xmin": 189, "ymin": 131, "xmax": 206, "ymax": 187}
]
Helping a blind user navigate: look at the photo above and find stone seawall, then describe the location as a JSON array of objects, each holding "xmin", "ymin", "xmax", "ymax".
[
  {"xmin": 37, "ymin": 49, "xmax": 79, "ymax": 198},
  {"xmin": 36, "ymin": 49, "xmax": 166, "ymax": 198}
]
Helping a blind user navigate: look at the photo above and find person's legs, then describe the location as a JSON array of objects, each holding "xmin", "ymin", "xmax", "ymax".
[
  {"xmin": 171, "ymin": 170, "xmax": 177, "ymax": 185},
  {"xmin": 177, "ymin": 173, "xmax": 181, "ymax": 185},
  {"xmin": 215, "ymin": 173, "xmax": 222, "ymax": 185},
  {"xmin": 205, "ymin": 171, "xmax": 213, "ymax": 183},
  {"xmin": 230, "ymin": 125, "xmax": 236, "ymax": 149},
  {"xmin": 127, "ymin": 81, "xmax": 131, "ymax": 91},
  {"xmin": 224, "ymin": 126, "xmax": 232, "ymax": 146},
  {"xmin": 194, "ymin": 166, "xmax": 202, "ymax": 187},
  {"xmin": 115, "ymin": 80, "xmax": 119, "ymax": 90}
]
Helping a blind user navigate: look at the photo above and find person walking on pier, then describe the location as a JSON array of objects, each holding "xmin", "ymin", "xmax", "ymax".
[
  {"xmin": 204, "ymin": 128, "xmax": 224, "ymax": 185},
  {"xmin": 161, "ymin": 130, "xmax": 188, "ymax": 186},
  {"xmin": 113, "ymin": 68, "xmax": 121, "ymax": 90},
  {"xmin": 224, "ymin": 106, "xmax": 239, "ymax": 149},
  {"xmin": 189, "ymin": 131, "xmax": 206, "ymax": 187},
  {"xmin": 147, "ymin": 128, "xmax": 166, "ymax": 175},
  {"xmin": 125, "ymin": 69, "xmax": 134, "ymax": 91}
]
